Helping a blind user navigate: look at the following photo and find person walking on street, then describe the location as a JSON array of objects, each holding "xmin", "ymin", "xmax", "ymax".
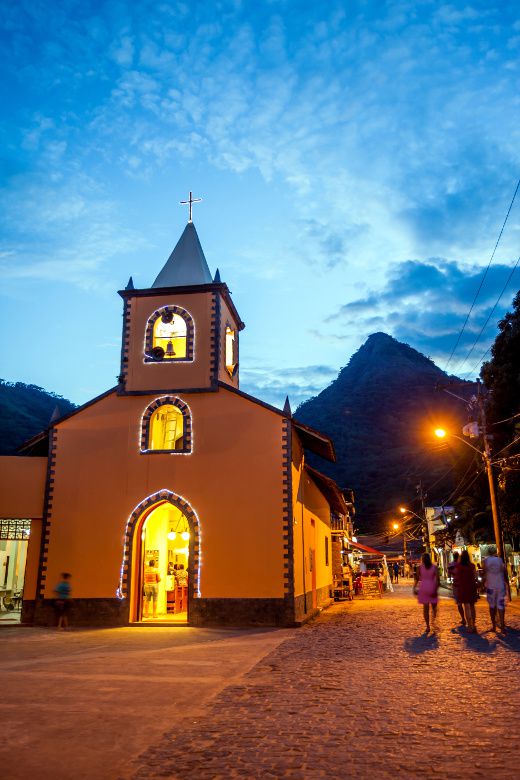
[
  {"xmin": 484, "ymin": 548, "xmax": 508, "ymax": 632},
  {"xmin": 414, "ymin": 553, "xmax": 439, "ymax": 633},
  {"xmin": 456, "ymin": 550, "xmax": 478, "ymax": 633},
  {"xmin": 54, "ymin": 572, "xmax": 72, "ymax": 630},
  {"xmin": 393, "ymin": 562, "xmax": 399, "ymax": 584},
  {"xmin": 448, "ymin": 552, "xmax": 466, "ymax": 626}
]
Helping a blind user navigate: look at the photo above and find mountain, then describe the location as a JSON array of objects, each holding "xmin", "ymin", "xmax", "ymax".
[
  {"xmin": 0, "ymin": 379, "xmax": 76, "ymax": 455},
  {"xmin": 296, "ymin": 333, "xmax": 473, "ymax": 531}
]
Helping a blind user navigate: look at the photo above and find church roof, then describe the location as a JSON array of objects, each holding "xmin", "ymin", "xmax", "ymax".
[{"xmin": 152, "ymin": 222, "xmax": 213, "ymax": 288}]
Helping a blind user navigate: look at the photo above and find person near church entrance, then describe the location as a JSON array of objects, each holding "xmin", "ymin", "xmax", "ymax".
[
  {"xmin": 175, "ymin": 565, "xmax": 188, "ymax": 587},
  {"xmin": 143, "ymin": 560, "xmax": 161, "ymax": 618},
  {"xmin": 54, "ymin": 572, "xmax": 72, "ymax": 630},
  {"xmin": 393, "ymin": 562, "xmax": 399, "ymax": 583}
]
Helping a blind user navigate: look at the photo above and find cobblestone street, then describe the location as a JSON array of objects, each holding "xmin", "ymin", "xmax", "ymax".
[{"xmin": 132, "ymin": 586, "xmax": 520, "ymax": 780}]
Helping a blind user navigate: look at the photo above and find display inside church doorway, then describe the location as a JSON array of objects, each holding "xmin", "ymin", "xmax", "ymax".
[
  {"xmin": 136, "ymin": 502, "xmax": 190, "ymax": 623},
  {"xmin": 0, "ymin": 519, "xmax": 30, "ymax": 624}
]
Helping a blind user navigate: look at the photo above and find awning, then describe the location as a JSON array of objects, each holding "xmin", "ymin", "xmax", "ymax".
[
  {"xmin": 305, "ymin": 465, "xmax": 348, "ymax": 515},
  {"xmin": 347, "ymin": 540, "xmax": 384, "ymax": 556},
  {"xmin": 292, "ymin": 419, "xmax": 336, "ymax": 462}
]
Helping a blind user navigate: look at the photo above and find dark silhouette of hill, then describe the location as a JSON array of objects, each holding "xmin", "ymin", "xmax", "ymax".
[
  {"xmin": 0, "ymin": 379, "xmax": 76, "ymax": 455},
  {"xmin": 296, "ymin": 333, "xmax": 473, "ymax": 531}
]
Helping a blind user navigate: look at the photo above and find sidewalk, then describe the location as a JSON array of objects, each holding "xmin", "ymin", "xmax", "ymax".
[{"xmin": 0, "ymin": 625, "xmax": 293, "ymax": 780}]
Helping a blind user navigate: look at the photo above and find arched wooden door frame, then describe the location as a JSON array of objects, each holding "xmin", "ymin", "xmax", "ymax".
[{"xmin": 117, "ymin": 489, "xmax": 201, "ymax": 623}]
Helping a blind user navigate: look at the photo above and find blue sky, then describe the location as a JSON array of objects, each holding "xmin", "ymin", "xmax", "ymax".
[{"xmin": 1, "ymin": 0, "xmax": 519, "ymax": 409}]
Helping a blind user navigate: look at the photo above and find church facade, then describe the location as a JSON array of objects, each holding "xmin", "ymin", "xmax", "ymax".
[{"xmin": 0, "ymin": 218, "xmax": 350, "ymax": 627}]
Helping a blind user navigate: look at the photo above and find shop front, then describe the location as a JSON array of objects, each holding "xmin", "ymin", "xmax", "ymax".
[{"xmin": 0, "ymin": 519, "xmax": 31, "ymax": 623}]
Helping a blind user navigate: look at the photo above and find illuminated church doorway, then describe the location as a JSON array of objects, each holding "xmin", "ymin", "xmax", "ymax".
[{"xmin": 135, "ymin": 502, "xmax": 191, "ymax": 624}]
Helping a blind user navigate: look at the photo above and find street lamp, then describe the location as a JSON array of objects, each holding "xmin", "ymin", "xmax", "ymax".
[{"xmin": 434, "ymin": 427, "xmax": 504, "ymax": 559}]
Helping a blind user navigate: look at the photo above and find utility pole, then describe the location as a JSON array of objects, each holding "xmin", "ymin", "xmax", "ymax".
[
  {"xmin": 477, "ymin": 382, "xmax": 505, "ymax": 560},
  {"xmin": 417, "ymin": 480, "xmax": 430, "ymax": 555}
]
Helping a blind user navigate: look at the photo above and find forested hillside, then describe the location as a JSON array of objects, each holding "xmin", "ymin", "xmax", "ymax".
[
  {"xmin": 296, "ymin": 333, "xmax": 472, "ymax": 530},
  {"xmin": 0, "ymin": 380, "xmax": 76, "ymax": 454}
]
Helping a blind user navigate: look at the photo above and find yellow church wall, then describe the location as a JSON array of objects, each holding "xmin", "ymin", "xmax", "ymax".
[
  {"xmin": 0, "ymin": 456, "xmax": 46, "ymax": 518},
  {"xmin": 43, "ymin": 386, "xmax": 285, "ymax": 603},
  {"xmin": 125, "ymin": 292, "xmax": 214, "ymax": 392},
  {"xmin": 291, "ymin": 433, "xmax": 333, "ymax": 600}
]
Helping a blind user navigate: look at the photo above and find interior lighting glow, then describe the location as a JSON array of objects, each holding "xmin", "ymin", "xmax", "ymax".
[
  {"xmin": 181, "ymin": 531, "xmax": 190, "ymax": 541},
  {"xmin": 167, "ymin": 531, "xmax": 176, "ymax": 540},
  {"xmin": 138, "ymin": 395, "xmax": 194, "ymax": 456},
  {"xmin": 142, "ymin": 305, "xmax": 196, "ymax": 365},
  {"xmin": 117, "ymin": 489, "xmax": 202, "ymax": 601}
]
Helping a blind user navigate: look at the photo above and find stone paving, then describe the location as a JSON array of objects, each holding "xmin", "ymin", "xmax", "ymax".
[{"xmin": 131, "ymin": 586, "xmax": 520, "ymax": 780}]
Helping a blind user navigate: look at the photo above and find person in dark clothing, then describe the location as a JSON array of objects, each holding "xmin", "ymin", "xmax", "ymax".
[
  {"xmin": 54, "ymin": 572, "xmax": 72, "ymax": 630},
  {"xmin": 456, "ymin": 550, "xmax": 478, "ymax": 633},
  {"xmin": 448, "ymin": 552, "xmax": 466, "ymax": 626},
  {"xmin": 393, "ymin": 562, "xmax": 399, "ymax": 583}
]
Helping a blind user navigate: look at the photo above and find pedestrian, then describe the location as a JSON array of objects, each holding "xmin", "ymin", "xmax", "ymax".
[
  {"xmin": 393, "ymin": 561, "xmax": 399, "ymax": 584},
  {"xmin": 404, "ymin": 562, "xmax": 410, "ymax": 579},
  {"xmin": 54, "ymin": 572, "xmax": 72, "ymax": 630},
  {"xmin": 414, "ymin": 553, "xmax": 439, "ymax": 633},
  {"xmin": 143, "ymin": 559, "xmax": 161, "ymax": 618},
  {"xmin": 389, "ymin": 566, "xmax": 394, "ymax": 584},
  {"xmin": 456, "ymin": 550, "xmax": 478, "ymax": 633},
  {"xmin": 483, "ymin": 547, "xmax": 508, "ymax": 632},
  {"xmin": 447, "ymin": 552, "xmax": 466, "ymax": 626}
]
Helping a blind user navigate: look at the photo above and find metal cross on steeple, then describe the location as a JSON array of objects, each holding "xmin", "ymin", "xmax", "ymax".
[{"xmin": 180, "ymin": 191, "xmax": 202, "ymax": 223}]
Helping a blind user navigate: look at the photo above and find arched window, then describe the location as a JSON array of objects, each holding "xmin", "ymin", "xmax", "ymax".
[
  {"xmin": 144, "ymin": 306, "xmax": 194, "ymax": 363},
  {"xmin": 140, "ymin": 397, "xmax": 192, "ymax": 454}
]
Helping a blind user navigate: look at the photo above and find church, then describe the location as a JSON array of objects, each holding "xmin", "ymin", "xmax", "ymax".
[{"xmin": 0, "ymin": 204, "xmax": 352, "ymax": 627}]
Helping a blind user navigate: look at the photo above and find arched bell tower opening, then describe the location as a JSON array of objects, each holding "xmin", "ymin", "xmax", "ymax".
[{"xmin": 118, "ymin": 490, "xmax": 201, "ymax": 624}]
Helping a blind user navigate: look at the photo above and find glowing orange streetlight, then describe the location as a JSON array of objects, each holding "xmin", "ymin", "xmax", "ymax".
[
  {"xmin": 432, "ymin": 425, "xmax": 504, "ymax": 559},
  {"xmin": 392, "ymin": 521, "xmax": 399, "ymax": 531}
]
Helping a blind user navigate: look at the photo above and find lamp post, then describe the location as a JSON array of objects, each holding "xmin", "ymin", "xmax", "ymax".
[
  {"xmin": 434, "ymin": 428, "xmax": 504, "ymax": 560},
  {"xmin": 392, "ymin": 521, "xmax": 407, "ymax": 571}
]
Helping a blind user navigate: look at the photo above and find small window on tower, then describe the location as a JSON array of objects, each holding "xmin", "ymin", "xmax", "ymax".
[
  {"xmin": 225, "ymin": 326, "xmax": 237, "ymax": 377},
  {"xmin": 149, "ymin": 405, "xmax": 184, "ymax": 451},
  {"xmin": 152, "ymin": 312, "xmax": 187, "ymax": 360}
]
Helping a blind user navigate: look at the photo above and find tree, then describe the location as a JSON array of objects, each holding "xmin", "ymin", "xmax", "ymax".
[{"xmin": 481, "ymin": 289, "xmax": 520, "ymax": 545}]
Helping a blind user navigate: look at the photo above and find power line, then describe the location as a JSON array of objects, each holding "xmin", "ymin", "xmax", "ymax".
[
  {"xmin": 492, "ymin": 434, "xmax": 520, "ymax": 459},
  {"xmin": 492, "ymin": 411, "xmax": 520, "ymax": 426},
  {"xmin": 442, "ymin": 467, "xmax": 484, "ymax": 506},
  {"xmin": 444, "ymin": 177, "xmax": 520, "ymax": 373},
  {"xmin": 456, "ymin": 254, "xmax": 520, "ymax": 375}
]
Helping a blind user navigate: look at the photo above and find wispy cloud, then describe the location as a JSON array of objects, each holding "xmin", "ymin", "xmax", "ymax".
[
  {"xmin": 322, "ymin": 257, "xmax": 520, "ymax": 375},
  {"xmin": 240, "ymin": 363, "xmax": 338, "ymax": 409}
]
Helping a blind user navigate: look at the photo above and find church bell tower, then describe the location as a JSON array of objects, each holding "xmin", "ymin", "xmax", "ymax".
[{"xmin": 117, "ymin": 199, "xmax": 244, "ymax": 395}]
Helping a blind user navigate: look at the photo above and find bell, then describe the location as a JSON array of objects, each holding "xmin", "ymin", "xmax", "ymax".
[{"xmin": 166, "ymin": 340, "xmax": 176, "ymax": 357}]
